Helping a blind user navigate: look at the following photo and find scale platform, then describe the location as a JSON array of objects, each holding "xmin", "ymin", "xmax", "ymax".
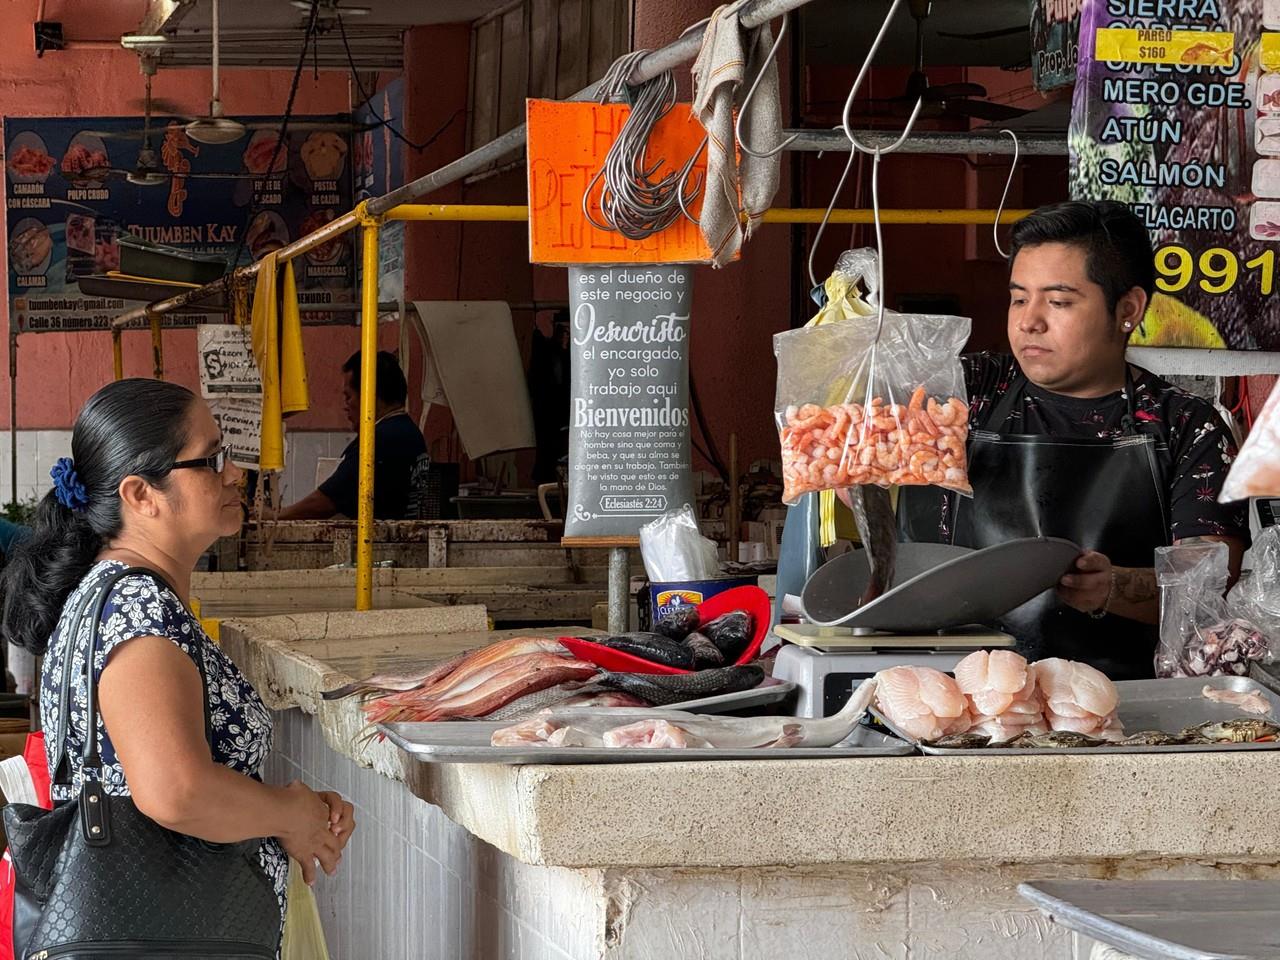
[{"xmin": 772, "ymin": 625, "xmax": 1015, "ymax": 718}]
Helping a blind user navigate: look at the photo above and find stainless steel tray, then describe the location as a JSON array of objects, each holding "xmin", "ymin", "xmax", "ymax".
[
  {"xmin": 908, "ymin": 677, "xmax": 1280, "ymax": 756},
  {"xmin": 378, "ymin": 719, "xmax": 912, "ymax": 764}
]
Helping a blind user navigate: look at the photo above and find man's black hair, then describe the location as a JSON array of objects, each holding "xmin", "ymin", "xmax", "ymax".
[
  {"xmin": 343, "ymin": 350, "xmax": 408, "ymax": 407},
  {"xmin": 1009, "ymin": 200, "xmax": 1155, "ymax": 312}
]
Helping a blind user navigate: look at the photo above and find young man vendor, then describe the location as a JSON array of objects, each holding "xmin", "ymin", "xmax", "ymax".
[
  {"xmin": 279, "ymin": 350, "xmax": 429, "ymax": 521},
  {"xmin": 900, "ymin": 200, "xmax": 1250, "ymax": 680}
]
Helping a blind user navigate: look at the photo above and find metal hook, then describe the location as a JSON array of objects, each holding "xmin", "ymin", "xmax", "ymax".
[
  {"xmin": 735, "ymin": 13, "xmax": 798, "ymax": 160},
  {"xmin": 807, "ymin": 132, "xmax": 858, "ymax": 291},
  {"xmin": 840, "ymin": 0, "xmax": 925, "ymax": 157},
  {"xmin": 992, "ymin": 129, "xmax": 1020, "ymax": 259}
]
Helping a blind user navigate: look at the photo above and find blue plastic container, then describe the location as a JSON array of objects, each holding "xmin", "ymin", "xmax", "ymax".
[{"xmin": 645, "ymin": 575, "xmax": 758, "ymax": 629}]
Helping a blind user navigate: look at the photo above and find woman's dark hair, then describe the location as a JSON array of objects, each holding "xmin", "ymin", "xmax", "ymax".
[
  {"xmin": 343, "ymin": 350, "xmax": 408, "ymax": 407},
  {"xmin": 1009, "ymin": 200, "xmax": 1155, "ymax": 313},
  {"xmin": 1, "ymin": 379, "xmax": 195, "ymax": 654}
]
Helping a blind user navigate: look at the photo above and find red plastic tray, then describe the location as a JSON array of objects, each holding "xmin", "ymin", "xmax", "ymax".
[{"xmin": 560, "ymin": 585, "xmax": 771, "ymax": 675}]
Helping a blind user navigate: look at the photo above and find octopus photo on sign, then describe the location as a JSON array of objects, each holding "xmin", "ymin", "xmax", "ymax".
[
  {"xmin": 61, "ymin": 133, "xmax": 111, "ymax": 187},
  {"xmin": 10, "ymin": 218, "xmax": 52, "ymax": 275},
  {"xmin": 1249, "ymin": 201, "xmax": 1280, "ymax": 241},
  {"xmin": 6, "ymin": 131, "xmax": 55, "ymax": 183},
  {"xmin": 300, "ymin": 131, "xmax": 347, "ymax": 181},
  {"xmin": 242, "ymin": 130, "xmax": 288, "ymax": 176},
  {"xmin": 300, "ymin": 209, "xmax": 345, "ymax": 264},
  {"xmin": 246, "ymin": 211, "xmax": 289, "ymax": 260}
]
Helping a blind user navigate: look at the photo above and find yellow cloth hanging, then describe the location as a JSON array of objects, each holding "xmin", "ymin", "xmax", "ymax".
[
  {"xmin": 280, "ymin": 262, "xmax": 309, "ymax": 415},
  {"xmin": 250, "ymin": 256, "xmax": 309, "ymax": 472}
]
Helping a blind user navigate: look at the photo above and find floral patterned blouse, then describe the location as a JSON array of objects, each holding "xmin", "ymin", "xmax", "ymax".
[{"xmin": 40, "ymin": 560, "xmax": 288, "ymax": 944}]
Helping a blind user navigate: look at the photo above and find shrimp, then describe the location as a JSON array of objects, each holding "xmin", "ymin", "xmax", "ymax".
[
  {"xmin": 939, "ymin": 435, "xmax": 965, "ymax": 460},
  {"xmin": 910, "ymin": 451, "xmax": 940, "ymax": 476}
]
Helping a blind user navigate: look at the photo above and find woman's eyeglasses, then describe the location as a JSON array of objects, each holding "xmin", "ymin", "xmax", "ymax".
[{"xmin": 171, "ymin": 445, "xmax": 233, "ymax": 474}]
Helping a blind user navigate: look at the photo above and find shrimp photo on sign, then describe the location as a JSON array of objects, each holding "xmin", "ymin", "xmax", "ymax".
[{"xmin": 565, "ymin": 266, "xmax": 695, "ymax": 538}]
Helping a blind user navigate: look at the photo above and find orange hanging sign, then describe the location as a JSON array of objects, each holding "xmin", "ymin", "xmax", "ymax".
[{"xmin": 526, "ymin": 99, "xmax": 718, "ymax": 265}]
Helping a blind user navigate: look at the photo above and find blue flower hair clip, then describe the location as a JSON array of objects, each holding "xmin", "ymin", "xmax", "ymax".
[{"xmin": 51, "ymin": 457, "xmax": 89, "ymax": 512}]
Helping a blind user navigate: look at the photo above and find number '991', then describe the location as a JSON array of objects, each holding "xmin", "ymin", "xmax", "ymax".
[{"xmin": 1155, "ymin": 245, "xmax": 1276, "ymax": 296}]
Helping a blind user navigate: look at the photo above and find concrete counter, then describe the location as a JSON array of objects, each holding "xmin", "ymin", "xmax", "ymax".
[{"xmin": 221, "ymin": 610, "xmax": 1280, "ymax": 959}]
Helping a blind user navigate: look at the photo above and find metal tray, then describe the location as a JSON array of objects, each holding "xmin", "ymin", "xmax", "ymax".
[
  {"xmin": 378, "ymin": 719, "xmax": 912, "ymax": 764},
  {"xmin": 909, "ymin": 677, "xmax": 1280, "ymax": 756},
  {"xmin": 661, "ymin": 677, "xmax": 795, "ymax": 713}
]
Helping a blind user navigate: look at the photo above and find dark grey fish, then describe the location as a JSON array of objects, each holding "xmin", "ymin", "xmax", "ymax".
[
  {"xmin": 577, "ymin": 665, "xmax": 765, "ymax": 706},
  {"xmin": 592, "ymin": 632, "xmax": 696, "ymax": 670},
  {"xmin": 848, "ymin": 484, "xmax": 897, "ymax": 605},
  {"xmin": 700, "ymin": 612, "xmax": 754, "ymax": 660},
  {"xmin": 655, "ymin": 605, "xmax": 701, "ymax": 641},
  {"xmin": 684, "ymin": 632, "xmax": 725, "ymax": 668}
]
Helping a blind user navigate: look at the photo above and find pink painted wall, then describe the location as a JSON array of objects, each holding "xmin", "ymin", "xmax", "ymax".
[{"xmin": 0, "ymin": 1, "xmax": 361, "ymax": 430}]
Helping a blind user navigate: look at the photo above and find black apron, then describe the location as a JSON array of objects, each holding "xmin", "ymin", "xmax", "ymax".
[{"xmin": 900, "ymin": 369, "xmax": 1171, "ymax": 680}]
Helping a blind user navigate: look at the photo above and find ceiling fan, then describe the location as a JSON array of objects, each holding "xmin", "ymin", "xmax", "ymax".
[
  {"xmin": 186, "ymin": 0, "xmax": 246, "ymax": 144},
  {"xmin": 848, "ymin": 0, "xmax": 1032, "ymax": 124}
]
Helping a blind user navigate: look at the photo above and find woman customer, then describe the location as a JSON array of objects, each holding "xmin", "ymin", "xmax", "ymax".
[{"xmin": 0, "ymin": 378, "xmax": 355, "ymax": 952}]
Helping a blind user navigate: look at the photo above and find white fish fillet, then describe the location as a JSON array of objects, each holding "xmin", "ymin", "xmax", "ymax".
[
  {"xmin": 1034, "ymin": 658, "xmax": 1119, "ymax": 718},
  {"xmin": 493, "ymin": 678, "xmax": 880, "ymax": 750},
  {"xmin": 954, "ymin": 650, "xmax": 1029, "ymax": 716},
  {"xmin": 875, "ymin": 666, "xmax": 967, "ymax": 742},
  {"xmin": 1202, "ymin": 684, "xmax": 1273, "ymax": 715}
]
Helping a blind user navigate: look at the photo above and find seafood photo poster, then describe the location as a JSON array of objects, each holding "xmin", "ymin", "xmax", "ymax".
[
  {"xmin": 565, "ymin": 266, "xmax": 695, "ymax": 538},
  {"xmin": 3, "ymin": 115, "xmax": 355, "ymax": 333},
  {"xmin": 1069, "ymin": 0, "xmax": 1280, "ymax": 349}
]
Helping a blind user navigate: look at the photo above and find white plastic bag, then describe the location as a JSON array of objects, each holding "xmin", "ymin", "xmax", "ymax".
[
  {"xmin": 638, "ymin": 505, "xmax": 720, "ymax": 582},
  {"xmin": 774, "ymin": 249, "xmax": 973, "ymax": 504},
  {"xmin": 1155, "ymin": 541, "xmax": 1271, "ymax": 677},
  {"xmin": 1227, "ymin": 525, "xmax": 1280, "ymax": 642}
]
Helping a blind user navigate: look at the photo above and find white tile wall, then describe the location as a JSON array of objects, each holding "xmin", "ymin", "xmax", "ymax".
[
  {"xmin": 0, "ymin": 429, "xmax": 351, "ymax": 509},
  {"xmin": 266, "ymin": 708, "xmax": 602, "ymax": 960}
]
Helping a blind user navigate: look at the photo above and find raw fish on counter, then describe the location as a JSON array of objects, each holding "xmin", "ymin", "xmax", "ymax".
[
  {"xmin": 330, "ymin": 636, "xmax": 570, "ymax": 701},
  {"xmin": 573, "ymin": 664, "xmax": 765, "ymax": 706},
  {"xmin": 592, "ymin": 632, "xmax": 697, "ymax": 669},
  {"xmin": 953, "ymin": 650, "xmax": 1047, "ymax": 741},
  {"xmin": 873, "ymin": 666, "xmax": 969, "ymax": 742},
  {"xmin": 1201, "ymin": 684, "xmax": 1273, "ymax": 716},
  {"xmin": 1033, "ymin": 658, "xmax": 1124, "ymax": 740},
  {"xmin": 654, "ymin": 605, "xmax": 701, "ymax": 641},
  {"xmin": 363, "ymin": 649, "xmax": 597, "ymax": 724},
  {"xmin": 484, "ymin": 687, "xmax": 647, "ymax": 721},
  {"xmin": 491, "ymin": 677, "xmax": 879, "ymax": 750}
]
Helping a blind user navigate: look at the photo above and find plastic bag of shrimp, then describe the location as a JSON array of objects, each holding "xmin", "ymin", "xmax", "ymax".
[
  {"xmin": 1155, "ymin": 540, "xmax": 1273, "ymax": 678},
  {"xmin": 773, "ymin": 249, "xmax": 973, "ymax": 504}
]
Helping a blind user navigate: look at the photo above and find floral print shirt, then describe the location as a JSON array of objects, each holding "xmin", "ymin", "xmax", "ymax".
[
  {"xmin": 40, "ymin": 560, "xmax": 288, "ymax": 941},
  {"xmin": 959, "ymin": 352, "xmax": 1251, "ymax": 546}
]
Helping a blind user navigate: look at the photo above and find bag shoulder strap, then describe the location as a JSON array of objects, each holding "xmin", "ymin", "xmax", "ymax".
[{"xmin": 52, "ymin": 565, "xmax": 212, "ymax": 788}]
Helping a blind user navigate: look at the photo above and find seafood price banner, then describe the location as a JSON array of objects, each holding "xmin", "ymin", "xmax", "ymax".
[
  {"xmin": 1070, "ymin": 0, "xmax": 1280, "ymax": 349},
  {"xmin": 1031, "ymin": 0, "xmax": 1083, "ymax": 91},
  {"xmin": 565, "ymin": 265, "xmax": 695, "ymax": 538},
  {"xmin": 4, "ymin": 116, "xmax": 354, "ymax": 333},
  {"xmin": 353, "ymin": 79, "xmax": 405, "ymax": 304}
]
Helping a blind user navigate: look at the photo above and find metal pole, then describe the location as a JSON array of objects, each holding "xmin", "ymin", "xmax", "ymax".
[
  {"xmin": 150, "ymin": 313, "xmax": 164, "ymax": 380},
  {"xmin": 355, "ymin": 215, "xmax": 381, "ymax": 612},
  {"xmin": 385, "ymin": 205, "xmax": 1034, "ymax": 225},
  {"xmin": 111, "ymin": 328, "xmax": 123, "ymax": 381},
  {"xmin": 8, "ymin": 332, "xmax": 16, "ymax": 510},
  {"xmin": 608, "ymin": 547, "xmax": 630, "ymax": 634}
]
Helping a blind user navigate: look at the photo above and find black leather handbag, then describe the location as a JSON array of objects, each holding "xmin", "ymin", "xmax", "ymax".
[{"xmin": 3, "ymin": 566, "xmax": 282, "ymax": 959}]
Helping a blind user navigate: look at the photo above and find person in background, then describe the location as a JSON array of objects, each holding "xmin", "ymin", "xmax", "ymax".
[
  {"xmin": 0, "ymin": 379, "xmax": 356, "ymax": 951},
  {"xmin": 529, "ymin": 309, "xmax": 571, "ymax": 486},
  {"xmin": 279, "ymin": 350, "xmax": 430, "ymax": 520}
]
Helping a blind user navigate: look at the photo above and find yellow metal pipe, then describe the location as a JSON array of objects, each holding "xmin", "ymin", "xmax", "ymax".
[
  {"xmin": 386, "ymin": 204, "xmax": 1034, "ymax": 225},
  {"xmin": 111, "ymin": 328, "xmax": 123, "ymax": 382},
  {"xmin": 149, "ymin": 313, "xmax": 164, "ymax": 380},
  {"xmin": 355, "ymin": 218, "xmax": 381, "ymax": 612}
]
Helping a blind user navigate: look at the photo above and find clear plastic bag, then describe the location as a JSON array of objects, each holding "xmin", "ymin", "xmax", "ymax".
[
  {"xmin": 1221, "ymin": 378, "xmax": 1280, "ymax": 501},
  {"xmin": 1155, "ymin": 540, "xmax": 1271, "ymax": 678},
  {"xmin": 774, "ymin": 249, "xmax": 973, "ymax": 504},
  {"xmin": 1227, "ymin": 525, "xmax": 1280, "ymax": 642},
  {"xmin": 638, "ymin": 505, "xmax": 720, "ymax": 582}
]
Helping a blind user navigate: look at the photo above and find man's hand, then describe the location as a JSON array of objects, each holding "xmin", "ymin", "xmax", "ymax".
[{"xmin": 1057, "ymin": 550, "xmax": 1114, "ymax": 614}]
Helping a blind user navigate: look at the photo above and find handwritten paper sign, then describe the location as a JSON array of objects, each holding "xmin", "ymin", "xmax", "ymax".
[
  {"xmin": 208, "ymin": 396, "xmax": 262, "ymax": 469},
  {"xmin": 564, "ymin": 265, "xmax": 695, "ymax": 537},
  {"xmin": 527, "ymin": 100, "xmax": 715, "ymax": 265},
  {"xmin": 197, "ymin": 324, "xmax": 261, "ymax": 398}
]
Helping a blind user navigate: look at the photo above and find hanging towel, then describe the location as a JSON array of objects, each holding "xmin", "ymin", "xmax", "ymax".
[
  {"xmin": 251, "ymin": 252, "xmax": 284, "ymax": 471},
  {"xmin": 691, "ymin": 2, "xmax": 782, "ymax": 267},
  {"xmin": 280, "ymin": 261, "xmax": 309, "ymax": 415}
]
